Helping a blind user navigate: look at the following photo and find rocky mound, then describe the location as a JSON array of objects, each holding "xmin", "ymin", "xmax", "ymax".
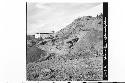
[{"xmin": 26, "ymin": 14, "xmax": 103, "ymax": 81}]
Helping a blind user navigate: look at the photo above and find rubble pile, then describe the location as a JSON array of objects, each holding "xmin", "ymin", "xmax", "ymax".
[{"xmin": 26, "ymin": 14, "xmax": 103, "ymax": 81}]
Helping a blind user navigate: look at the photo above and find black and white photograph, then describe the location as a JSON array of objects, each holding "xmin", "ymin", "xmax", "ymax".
[
  {"xmin": 26, "ymin": 2, "xmax": 107, "ymax": 81},
  {"xmin": 2, "ymin": 0, "xmax": 125, "ymax": 82}
]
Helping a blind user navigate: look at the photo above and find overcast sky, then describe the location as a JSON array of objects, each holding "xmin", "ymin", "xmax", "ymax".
[{"xmin": 27, "ymin": 3, "xmax": 103, "ymax": 35}]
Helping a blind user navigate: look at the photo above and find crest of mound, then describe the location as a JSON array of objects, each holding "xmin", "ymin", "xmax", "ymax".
[
  {"xmin": 55, "ymin": 15, "xmax": 103, "ymax": 39},
  {"xmin": 37, "ymin": 15, "xmax": 103, "ymax": 59},
  {"xmin": 51, "ymin": 15, "xmax": 103, "ymax": 57}
]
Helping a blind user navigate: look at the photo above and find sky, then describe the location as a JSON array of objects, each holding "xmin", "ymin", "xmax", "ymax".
[{"xmin": 27, "ymin": 2, "xmax": 103, "ymax": 35}]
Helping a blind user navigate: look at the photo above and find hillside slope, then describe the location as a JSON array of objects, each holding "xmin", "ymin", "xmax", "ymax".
[{"xmin": 26, "ymin": 14, "xmax": 103, "ymax": 81}]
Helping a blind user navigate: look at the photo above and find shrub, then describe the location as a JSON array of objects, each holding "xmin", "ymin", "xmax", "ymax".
[{"xmin": 26, "ymin": 46, "xmax": 42, "ymax": 64}]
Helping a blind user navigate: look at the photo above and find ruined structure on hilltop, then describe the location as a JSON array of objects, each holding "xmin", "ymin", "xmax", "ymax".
[{"xmin": 35, "ymin": 32, "xmax": 54, "ymax": 39}]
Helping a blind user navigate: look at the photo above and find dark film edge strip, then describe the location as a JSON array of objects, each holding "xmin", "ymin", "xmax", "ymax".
[{"xmin": 103, "ymin": 2, "xmax": 108, "ymax": 80}]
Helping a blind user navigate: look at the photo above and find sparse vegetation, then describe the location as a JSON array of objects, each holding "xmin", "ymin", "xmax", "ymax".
[{"xmin": 26, "ymin": 14, "xmax": 103, "ymax": 81}]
